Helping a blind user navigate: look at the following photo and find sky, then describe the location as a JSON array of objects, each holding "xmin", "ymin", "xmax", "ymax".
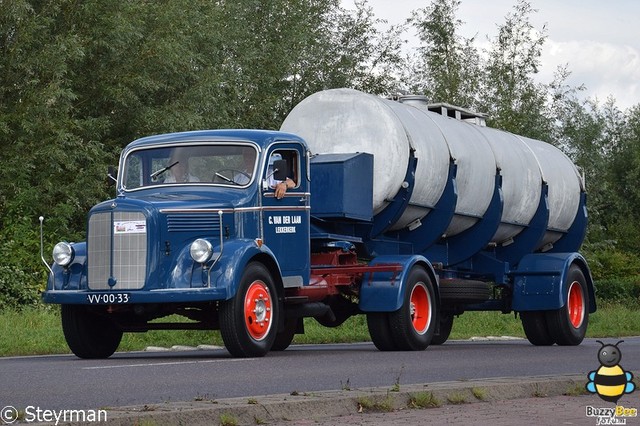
[{"xmin": 342, "ymin": 0, "xmax": 640, "ymax": 109}]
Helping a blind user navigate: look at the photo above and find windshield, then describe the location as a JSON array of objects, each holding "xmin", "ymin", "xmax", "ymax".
[{"xmin": 122, "ymin": 144, "xmax": 258, "ymax": 190}]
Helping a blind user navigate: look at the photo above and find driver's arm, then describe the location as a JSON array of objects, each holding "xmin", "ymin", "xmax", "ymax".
[{"xmin": 274, "ymin": 177, "xmax": 295, "ymax": 199}]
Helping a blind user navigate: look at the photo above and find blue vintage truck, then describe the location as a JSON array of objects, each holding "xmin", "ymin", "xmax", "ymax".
[{"xmin": 42, "ymin": 88, "xmax": 596, "ymax": 358}]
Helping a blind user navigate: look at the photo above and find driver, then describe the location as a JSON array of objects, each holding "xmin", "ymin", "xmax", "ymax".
[
  {"xmin": 234, "ymin": 148, "xmax": 256, "ymax": 184},
  {"xmin": 267, "ymin": 153, "xmax": 295, "ymax": 199},
  {"xmin": 164, "ymin": 149, "xmax": 200, "ymax": 183},
  {"xmin": 214, "ymin": 148, "xmax": 256, "ymax": 185}
]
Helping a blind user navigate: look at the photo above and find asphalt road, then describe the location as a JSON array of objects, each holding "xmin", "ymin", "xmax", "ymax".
[{"xmin": 1, "ymin": 337, "xmax": 638, "ymax": 412}]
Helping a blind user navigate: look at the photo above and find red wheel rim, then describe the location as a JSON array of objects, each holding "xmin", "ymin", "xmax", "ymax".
[
  {"xmin": 409, "ymin": 282, "xmax": 432, "ymax": 334},
  {"xmin": 244, "ymin": 281, "xmax": 273, "ymax": 341},
  {"xmin": 567, "ymin": 281, "xmax": 585, "ymax": 328}
]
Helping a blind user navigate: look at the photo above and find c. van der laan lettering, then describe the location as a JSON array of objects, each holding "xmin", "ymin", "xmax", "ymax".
[{"xmin": 268, "ymin": 215, "xmax": 302, "ymax": 225}]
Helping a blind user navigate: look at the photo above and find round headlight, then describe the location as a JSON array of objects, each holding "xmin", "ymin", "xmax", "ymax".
[
  {"xmin": 190, "ymin": 239, "xmax": 213, "ymax": 263},
  {"xmin": 53, "ymin": 242, "xmax": 74, "ymax": 267}
]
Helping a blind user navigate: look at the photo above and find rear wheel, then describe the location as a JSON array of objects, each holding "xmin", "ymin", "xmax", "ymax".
[
  {"xmin": 388, "ymin": 266, "xmax": 436, "ymax": 351},
  {"xmin": 367, "ymin": 312, "xmax": 398, "ymax": 351},
  {"xmin": 220, "ymin": 262, "xmax": 279, "ymax": 357},
  {"xmin": 521, "ymin": 311, "xmax": 554, "ymax": 346},
  {"xmin": 545, "ymin": 265, "xmax": 589, "ymax": 345},
  {"xmin": 61, "ymin": 305, "xmax": 122, "ymax": 359}
]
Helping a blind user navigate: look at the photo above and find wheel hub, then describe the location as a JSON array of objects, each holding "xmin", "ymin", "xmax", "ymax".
[
  {"xmin": 567, "ymin": 281, "xmax": 585, "ymax": 328},
  {"xmin": 244, "ymin": 281, "xmax": 273, "ymax": 341},
  {"xmin": 409, "ymin": 282, "xmax": 431, "ymax": 335},
  {"xmin": 254, "ymin": 298, "xmax": 267, "ymax": 321}
]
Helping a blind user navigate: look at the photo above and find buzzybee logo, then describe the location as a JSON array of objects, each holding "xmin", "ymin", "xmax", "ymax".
[{"xmin": 586, "ymin": 340, "xmax": 635, "ymax": 403}]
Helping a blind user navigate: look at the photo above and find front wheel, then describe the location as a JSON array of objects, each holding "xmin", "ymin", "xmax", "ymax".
[
  {"xmin": 220, "ymin": 262, "xmax": 279, "ymax": 357},
  {"xmin": 271, "ymin": 318, "xmax": 299, "ymax": 351},
  {"xmin": 388, "ymin": 266, "xmax": 437, "ymax": 351},
  {"xmin": 545, "ymin": 265, "xmax": 589, "ymax": 345},
  {"xmin": 431, "ymin": 312, "xmax": 454, "ymax": 345},
  {"xmin": 61, "ymin": 305, "xmax": 123, "ymax": 359}
]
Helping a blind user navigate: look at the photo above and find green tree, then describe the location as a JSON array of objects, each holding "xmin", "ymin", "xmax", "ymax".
[
  {"xmin": 606, "ymin": 104, "xmax": 640, "ymax": 252},
  {"xmin": 0, "ymin": 0, "xmax": 404, "ymax": 308},
  {"xmin": 408, "ymin": 0, "xmax": 481, "ymax": 107},
  {"xmin": 0, "ymin": 1, "xmax": 113, "ymax": 308},
  {"xmin": 479, "ymin": 0, "xmax": 551, "ymax": 140}
]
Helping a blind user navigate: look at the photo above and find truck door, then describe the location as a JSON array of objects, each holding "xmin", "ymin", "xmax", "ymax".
[{"xmin": 261, "ymin": 144, "xmax": 310, "ymax": 288}]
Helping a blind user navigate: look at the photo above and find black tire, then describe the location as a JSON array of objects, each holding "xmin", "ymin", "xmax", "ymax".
[
  {"xmin": 439, "ymin": 279, "xmax": 491, "ymax": 304},
  {"xmin": 388, "ymin": 266, "xmax": 437, "ymax": 351},
  {"xmin": 545, "ymin": 265, "xmax": 589, "ymax": 346},
  {"xmin": 366, "ymin": 312, "xmax": 399, "ymax": 351},
  {"xmin": 271, "ymin": 318, "xmax": 298, "ymax": 351},
  {"xmin": 61, "ymin": 305, "xmax": 122, "ymax": 359},
  {"xmin": 521, "ymin": 311, "xmax": 554, "ymax": 346},
  {"xmin": 220, "ymin": 262, "xmax": 279, "ymax": 357},
  {"xmin": 431, "ymin": 312, "xmax": 454, "ymax": 345}
]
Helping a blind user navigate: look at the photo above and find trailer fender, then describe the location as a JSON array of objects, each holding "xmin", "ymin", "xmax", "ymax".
[
  {"xmin": 511, "ymin": 252, "xmax": 596, "ymax": 313},
  {"xmin": 359, "ymin": 255, "xmax": 439, "ymax": 312},
  {"xmin": 213, "ymin": 240, "xmax": 282, "ymax": 300}
]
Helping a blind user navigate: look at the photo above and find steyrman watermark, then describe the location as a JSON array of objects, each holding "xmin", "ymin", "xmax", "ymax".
[
  {"xmin": 1, "ymin": 405, "xmax": 107, "ymax": 425},
  {"xmin": 1, "ymin": 406, "xmax": 19, "ymax": 424}
]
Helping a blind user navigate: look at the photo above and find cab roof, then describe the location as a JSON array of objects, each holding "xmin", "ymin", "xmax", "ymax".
[{"xmin": 126, "ymin": 129, "xmax": 305, "ymax": 150}]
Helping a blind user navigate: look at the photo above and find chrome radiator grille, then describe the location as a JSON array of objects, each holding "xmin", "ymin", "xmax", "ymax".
[{"xmin": 88, "ymin": 211, "xmax": 147, "ymax": 290}]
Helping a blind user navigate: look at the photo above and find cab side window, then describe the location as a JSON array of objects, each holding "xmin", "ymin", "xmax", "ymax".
[{"xmin": 268, "ymin": 150, "xmax": 298, "ymax": 188}]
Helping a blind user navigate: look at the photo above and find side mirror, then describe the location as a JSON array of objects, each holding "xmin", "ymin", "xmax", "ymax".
[
  {"xmin": 273, "ymin": 159, "xmax": 289, "ymax": 181},
  {"xmin": 107, "ymin": 166, "xmax": 117, "ymax": 185}
]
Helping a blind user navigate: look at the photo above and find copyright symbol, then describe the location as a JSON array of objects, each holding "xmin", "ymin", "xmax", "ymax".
[{"xmin": 1, "ymin": 406, "xmax": 18, "ymax": 424}]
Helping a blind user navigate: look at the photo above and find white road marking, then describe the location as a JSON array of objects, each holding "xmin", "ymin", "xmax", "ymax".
[{"xmin": 82, "ymin": 358, "xmax": 252, "ymax": 370}]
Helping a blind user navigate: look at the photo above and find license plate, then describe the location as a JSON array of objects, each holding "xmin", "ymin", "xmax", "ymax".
[{"xmin": 87, "ymin": 293, "xmax": 131, "ymax": 304}]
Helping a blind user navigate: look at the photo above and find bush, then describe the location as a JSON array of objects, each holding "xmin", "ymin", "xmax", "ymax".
[
  {"xmin": 594, "ymin": 277, "xmax": 640, "ymax": 303},
  {"xmin": 584, "ymin": 248, "xmax": 640, "ymax": 281},
  {"xmin": 0, "ymin": 265, "xmax": 43, "ymax": 311}
]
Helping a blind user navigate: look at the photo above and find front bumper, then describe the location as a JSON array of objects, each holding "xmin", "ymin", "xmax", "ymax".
[{"xmin": 42, "ymin": 287, "xmax": 228, "ymax": 305}]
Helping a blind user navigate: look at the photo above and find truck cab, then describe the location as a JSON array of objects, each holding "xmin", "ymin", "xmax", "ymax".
[{"xmin": 43, "ymin": 130, "xmax": 313, "ymax": 358}]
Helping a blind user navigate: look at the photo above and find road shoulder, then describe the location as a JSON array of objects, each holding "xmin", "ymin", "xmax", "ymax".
[{"xmin": 96, "ymin": 374, "xmax": 596, "ymax": 425}]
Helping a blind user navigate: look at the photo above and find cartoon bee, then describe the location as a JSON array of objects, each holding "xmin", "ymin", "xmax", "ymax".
[{"xmin": 586, "ymin": 340, "xmax": 636, "ymax": 403}]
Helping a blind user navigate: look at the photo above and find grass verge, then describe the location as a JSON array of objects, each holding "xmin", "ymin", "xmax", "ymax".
[{"xmin": 0, "ymin": 301, "xmax": 638, "ymax": 357}]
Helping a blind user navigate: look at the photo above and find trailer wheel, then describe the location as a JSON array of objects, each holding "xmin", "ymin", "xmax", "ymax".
[
  {"xmin": 220, "ymin": 262, "xmax": 278, "ymax": 357},
  {"xmin": 545, "ymin": 265, "xmax": 589, "ymax": 345},
  {"xmin": 431, "ymin": 312, "xmax": 454, "ymax": 345},
  {"xmin": 61, "ymin": 305, "xmax": 122, "ymax": 359},
  {"xmin": 389, "ymin": 266, "xmax": 436, "ymax": 350},
  {"xmin": 366, "ymin": 312, "xmax": 398, "ymax": 351},
  {"xmin": 520, "ymin": 311, "xmax": 554, "ymax": 346}
]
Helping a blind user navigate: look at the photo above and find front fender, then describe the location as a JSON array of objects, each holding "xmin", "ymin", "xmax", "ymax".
[
  {"xmin": 358, "ymin": 255, "xmax": 438, "ymax": 312},
  {"xmin": 212, "ymin": 240, "xmax": 281, "ymax": 300},
  {"xmin": 511, "ymin": 252, "xmax": 596, "ymax": 312},
  {"xmin": 46, "ymin": 242, "xmax": 87, "ymax": 292}
]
